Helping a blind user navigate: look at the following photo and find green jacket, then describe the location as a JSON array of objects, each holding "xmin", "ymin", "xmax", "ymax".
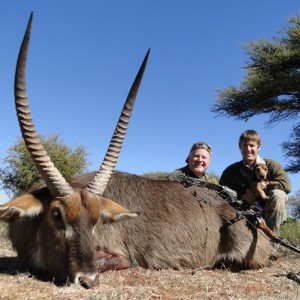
[
  {"xmin": 219, "ymin": 158, "xmax": 291, "ymax": 199},
  {"xmin": 168, "ymin": 165, "xmax": 208, "ymax": 182}
]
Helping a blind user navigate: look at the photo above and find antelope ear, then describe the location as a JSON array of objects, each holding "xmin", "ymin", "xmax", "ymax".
[
  {"xmin": 0, "ymin": 194, "xmax": 43, "ymax": 221},
  {"xmin": 100, "ymin": 197, "xmax": 139, "ymax": 224}
]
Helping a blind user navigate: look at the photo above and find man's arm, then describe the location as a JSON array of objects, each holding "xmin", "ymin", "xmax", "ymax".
[{"xmin": 265, "ymin": 159, "xmax": 292, "ymax": 193}]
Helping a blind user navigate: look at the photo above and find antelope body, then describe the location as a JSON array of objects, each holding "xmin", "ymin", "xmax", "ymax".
[{"xmin": 0, "ymin": 13, "xmax": 271, "ymax": 289}]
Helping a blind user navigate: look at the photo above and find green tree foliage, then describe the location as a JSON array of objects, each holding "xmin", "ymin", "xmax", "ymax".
[
  {"xmin": 288, "ymin": 190, "xmax": 300, "ymax": 220},
  {"xmin": 142, "ymin": 171, "xmax": 220, "ymax": 183},
  {"xmin": 211, "ymin": 14, "xmax": 300, "ymax": 173},
  {"xmin": 0, "ymin": 133, "xmax": 89, "ymax": 197},
  {"xmin": 206, "ymin": 171, "xmax": 220, "ymax": 184},
  {"xmin": 142, "ymin": 172, "xmax": 170, "ymax": 180},
  {"xmin": 280, "ymin": 219, "xmax": 300, "ymax": 246}
]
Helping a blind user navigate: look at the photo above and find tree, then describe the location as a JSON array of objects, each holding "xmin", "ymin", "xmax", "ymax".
[
  {"xmin": 142, "ymin": 171, "xmax": 171, "ymax": 179},
  {"xmin": 289, "ymin": 191, "xmax": 300, "ymax": 220},
  {"xmin": 142, "ymin": 171, "xmax": 220, "ymax": 183},
  {"xmin": 0, "ymin": 133, "xmax": 89, "ymax": 197},
  {"xmin": 211, "ymin": 14, "xmax": 300, "ymax": 173}
]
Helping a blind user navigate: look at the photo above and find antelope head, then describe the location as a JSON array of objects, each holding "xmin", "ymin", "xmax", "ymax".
[{"xmin": 0, "ymin": 12, "xmax": 149, "ymax": 288}]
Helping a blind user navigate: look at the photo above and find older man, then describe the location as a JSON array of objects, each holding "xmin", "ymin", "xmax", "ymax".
[{"xmin": 168, "ymin": 141, "xmax": 212, "ymax": 182}]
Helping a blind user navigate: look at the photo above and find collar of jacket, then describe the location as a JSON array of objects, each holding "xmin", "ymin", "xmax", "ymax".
[{"xmin": 242, "ymin": 155, "xmax": 266, "ymax": 170}]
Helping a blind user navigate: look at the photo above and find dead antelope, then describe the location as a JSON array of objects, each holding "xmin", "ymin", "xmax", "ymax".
[{"xmin": 0, "ymin": 13, "xmax": 271, "ymax": 289}]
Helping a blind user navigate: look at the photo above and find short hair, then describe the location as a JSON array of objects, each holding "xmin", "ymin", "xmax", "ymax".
[{"xmin": 238, "ymin": 130, "xmax": 261, "ymax": 148}]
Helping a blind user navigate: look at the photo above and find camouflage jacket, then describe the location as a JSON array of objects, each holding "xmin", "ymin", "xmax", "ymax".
[{"xmin": 168, "ymin": 165, "xmax": 208, "ymax": 183}]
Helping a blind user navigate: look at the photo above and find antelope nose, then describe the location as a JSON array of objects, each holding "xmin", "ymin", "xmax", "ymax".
[{"xmin": 79, "ymin": 273, "xmax": 99, "ymax": 289}]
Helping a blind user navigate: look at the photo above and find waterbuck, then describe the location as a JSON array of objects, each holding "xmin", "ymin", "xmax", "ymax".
[{"xmin": 0, "ymin": 13, "xmax": 271, "ymax": 289}]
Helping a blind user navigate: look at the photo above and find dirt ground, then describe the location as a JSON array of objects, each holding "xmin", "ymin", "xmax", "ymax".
[{"xmin": 0, "ymin": 233, "xmax": 300, "ymax": 300}]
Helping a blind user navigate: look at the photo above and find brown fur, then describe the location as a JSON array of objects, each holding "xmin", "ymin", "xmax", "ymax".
[
  {"xmin": 97, "ymin": 172, "xmax": 271, "ymax": 271},
  {"xmin": 3, "ymin": 12, "xmax": 272, "ymax": 289},
  {"xmin": 0, "ymin": 183, "xmax": 136, "ymax": 288},
  {"xmin": 251, "ymin": 164, "xmax": 278, "ymax": 201},
  {"xmin": 0, "ymin": 171, "xmax": 272, "ymax": 288}
]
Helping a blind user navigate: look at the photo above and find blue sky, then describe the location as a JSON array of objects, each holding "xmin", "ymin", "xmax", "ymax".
[{"xmin": 0, "ymin": 1, "xmax": 299, "ymax": 203}]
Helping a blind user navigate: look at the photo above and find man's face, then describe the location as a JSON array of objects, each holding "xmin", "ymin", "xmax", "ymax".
[
  {"xmin": 188, "ymin": 148, "xmax": 211, "ymax": 177},
  {"xmin": 240, "ymin": 140, "xmax": 261, "ymax": 165}
]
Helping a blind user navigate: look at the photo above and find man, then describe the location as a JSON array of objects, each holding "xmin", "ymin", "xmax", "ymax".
[
  {"xmin": 168, "ymin": 141, "xmax": 212, "ymax": 182},
  {"xmin": 219, "ymin": 130, "xmax": 291, "ymax": 235}
]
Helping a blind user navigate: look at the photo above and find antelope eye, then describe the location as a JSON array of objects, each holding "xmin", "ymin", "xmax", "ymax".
[
  {"xmin": 52, "ymin": 209, "xmax": 61, "ymax": 221},
  {"xmin": 51, "ymin": 208, "xmax": 66, "ymax": 230}
]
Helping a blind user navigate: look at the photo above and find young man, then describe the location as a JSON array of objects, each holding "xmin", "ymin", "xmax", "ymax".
[
  {"xmin": 219, "ymin": 130, "xmax": 291, "ymax": 235},
  {"xmin": 168, "ymin": 141, "xmax": 212, "ymax": 182}
]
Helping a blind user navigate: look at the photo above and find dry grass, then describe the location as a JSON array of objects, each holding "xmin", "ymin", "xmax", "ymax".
[{"xmin": 0, "ymin": 228, "xmax": 300, "ymax": 299}]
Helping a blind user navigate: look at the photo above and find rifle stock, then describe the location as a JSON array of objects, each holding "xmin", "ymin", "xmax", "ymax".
[
  {"xmin": 257, "ymin": 220, "xmax": 277, "ymax": 239},
  {"xmin": 258, "ymin": 219, "xmax": 300, "ymax": 254}
]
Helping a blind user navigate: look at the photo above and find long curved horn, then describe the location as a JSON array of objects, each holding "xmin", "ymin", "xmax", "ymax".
[
  {"xmin": 86, "ymin": 49, "xmax": 150, "ymax": 195},
  {"xmin": 14, "ymin": 12, "xmax": 74, "ymax": 197}
]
